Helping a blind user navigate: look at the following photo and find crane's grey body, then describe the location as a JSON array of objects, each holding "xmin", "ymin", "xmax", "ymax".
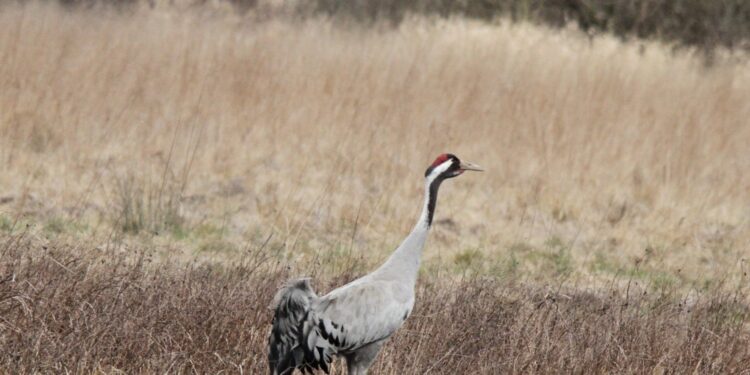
[{"xmin": 268, "ymin": 155, "xmax": 482, "ymax": 374}]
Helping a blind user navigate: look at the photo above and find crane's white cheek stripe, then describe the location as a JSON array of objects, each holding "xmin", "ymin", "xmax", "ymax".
[{"xmin": 426, "ymin": 160, "xmax": 452, "ymax": 184}]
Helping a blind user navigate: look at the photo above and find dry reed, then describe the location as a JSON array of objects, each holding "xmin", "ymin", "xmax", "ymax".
[{"xmin": 1, "ymin": 4, "xmax": 750, "ymax": 371}]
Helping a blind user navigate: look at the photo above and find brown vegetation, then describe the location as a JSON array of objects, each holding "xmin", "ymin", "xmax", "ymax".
[
  {"xmin": 33, "ymin": 0, "xmax": 750, "ymax": 52},
  {"xmin": 2, "ymin": 2, "xmax": 749, "ymax": 288},
  {"xmin": 1, "ymin": 232, "xmax": 749, "ymax": 373},
  {"xmin": 309, "ymin": 0, "xmax": 750, "ymax": 53},
  {"xmin": 1, "ymin": 2, "xmax": 750, "ymax": 372}
]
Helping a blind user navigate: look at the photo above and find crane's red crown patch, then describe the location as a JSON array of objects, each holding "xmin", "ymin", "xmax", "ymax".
[{"xmin": 430, "ymin": 154, "xmax": 450, "ymax": 168}]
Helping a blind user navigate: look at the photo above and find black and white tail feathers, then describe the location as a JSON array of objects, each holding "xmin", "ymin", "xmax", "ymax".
[
  {"xmin": 268, "ymin": 278, "xmax": 341, "ymax": 375},
  {"xmin": 268, "ymin": 278, "xmax": 317, "ymax": 374}
]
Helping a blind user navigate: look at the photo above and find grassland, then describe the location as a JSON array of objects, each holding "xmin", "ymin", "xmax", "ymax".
[
  {"xmin": 1, "ymin": 2, "xmax": 750, "ymax": 373},
  {"xmin": 2, "ymin": 236, "xmax": 749, "ymax": 373}
]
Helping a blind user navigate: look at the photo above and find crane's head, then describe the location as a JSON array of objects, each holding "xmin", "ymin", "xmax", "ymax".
[{"xmin": 424, "ymin": 153, "xmax": 483, "ymax": 181}]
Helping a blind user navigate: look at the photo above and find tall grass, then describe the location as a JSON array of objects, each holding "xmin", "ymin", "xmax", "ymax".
[
  {"xmin": 33, "ymin": 0, "xmax": 750, "ymax": 52},
  {"xmin": 1, "ymin": 3, "xmax": 750, "ymax": 372},
  {"xmin": 1, "ymin": 231, "xmax": 748, "ymax": 373},
  {"xmin": 2, "ymin": 2, "xmax": 749, "ymax": 287}
]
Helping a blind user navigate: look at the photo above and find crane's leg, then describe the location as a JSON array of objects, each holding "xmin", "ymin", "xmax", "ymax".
[{"xmin": 344, "ymin": 339, "xmax": 387, "ymax": 375}]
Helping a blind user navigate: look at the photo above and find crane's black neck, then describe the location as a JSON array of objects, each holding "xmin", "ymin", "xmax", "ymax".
[{"xmin": 425, "ymin": 176, "xmax": 446, "ymax": 227}]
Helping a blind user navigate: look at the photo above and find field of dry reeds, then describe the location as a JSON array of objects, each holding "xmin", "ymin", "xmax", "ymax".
[
  {"xmin": 1, "ymin": 1, "xmax": 750, "ymax": 373},
  {"xmin": 2, "ymin": 231, "xmax": 749, "ymax": 373}
]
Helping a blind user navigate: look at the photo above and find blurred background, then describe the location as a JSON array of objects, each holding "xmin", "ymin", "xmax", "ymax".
[{"xmin": 3, "ymin": 0, "xmax": 749, "ymax": 286}]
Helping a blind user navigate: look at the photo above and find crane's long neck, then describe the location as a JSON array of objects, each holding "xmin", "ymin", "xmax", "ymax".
[{"xmin": 372, "ymin": 175, "xmax": 443, "ymax": 284}]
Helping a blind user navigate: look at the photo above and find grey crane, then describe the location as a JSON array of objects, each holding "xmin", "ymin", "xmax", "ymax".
[{"xmin": 268, "ymin": 153, "xmax": 483, "ymax": 375}]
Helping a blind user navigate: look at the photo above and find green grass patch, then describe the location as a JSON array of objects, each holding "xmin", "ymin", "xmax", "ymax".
[
  {"xmin": 453, "ymin": 248, "xmax": 486, "ymax": 275},
  {"xmin": 590, "ymin": 251, "xmax": 678, "ymax": 290},
  {"xmin": 197, "ymin": 238, "xmax": 239, "ymax": 254},
  {"xmin": 0, "ymin": 215, "xmax": 13, "ymax": 232},
  {"xmin": 42, "ymin": 216, "xmax": 88, "ymax": 236}
]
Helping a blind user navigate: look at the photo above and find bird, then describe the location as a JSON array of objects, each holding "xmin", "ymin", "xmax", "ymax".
[{"xmin": 267, "ymin": 153, "xmax": 483, "ymax": 375}]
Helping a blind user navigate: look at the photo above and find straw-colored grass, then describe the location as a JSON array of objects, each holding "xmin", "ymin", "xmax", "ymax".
[
  {"xmin": 1, "ymin": 2, "xmax": 750, "ymax": 290},
  {"xmin": 1, "ymin": 3, "xmax": 750, "ymax": 373},
  {"xmin": 1, "ymin": 233, "xmax": 748, "ymax": 373}
]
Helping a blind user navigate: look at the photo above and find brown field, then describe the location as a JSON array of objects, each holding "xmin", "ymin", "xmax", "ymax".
[
  {"xmin": 2, "ymin": 236, "xmax": 749, "ymax": 373},
  {"xmin": 1, "ymin": 2, "xmax": 750, "ymax": 373}
]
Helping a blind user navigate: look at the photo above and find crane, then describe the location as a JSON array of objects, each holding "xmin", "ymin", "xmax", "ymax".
[{"xmin": 268, "ymin": 153, "xmax": 483, "ymax": 375}]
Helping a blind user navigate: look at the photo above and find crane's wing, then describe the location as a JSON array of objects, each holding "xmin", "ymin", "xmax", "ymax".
[{"xmin": 308, "ymin": 279, "xmax": 413, "ymax": 355}]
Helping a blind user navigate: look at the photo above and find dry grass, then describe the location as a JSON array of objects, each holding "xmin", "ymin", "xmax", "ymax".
[
  {"xmin": 2, "ymin": 2, "xmax": 749, "ymax": 288},
  {"xmin": 1, "ymin": 2, "xmax": 750, "ymax": 371},
  {"xmin": 1, "ymin": 231, "xmax": 748, "ymax": 373}
]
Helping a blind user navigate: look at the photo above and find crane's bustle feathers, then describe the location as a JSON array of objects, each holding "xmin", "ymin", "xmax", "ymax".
[{"xmin": 268, "ymin": 278, "xmax": 412, "ymax": 374}]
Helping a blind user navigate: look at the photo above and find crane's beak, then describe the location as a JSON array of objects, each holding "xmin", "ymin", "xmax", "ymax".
[{"xmin": 459, "ymin": 161, "xmax": 483, "ymax": 172}]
